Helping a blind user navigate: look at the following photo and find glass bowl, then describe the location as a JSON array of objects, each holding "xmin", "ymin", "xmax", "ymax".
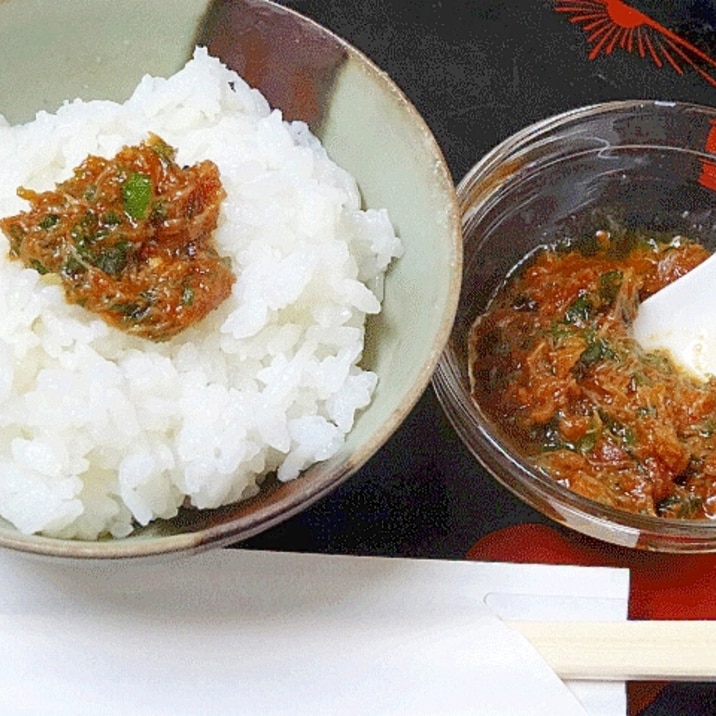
[{"xmin": 433, "ymin": 99, "xmax": 716, "ymax": 552}]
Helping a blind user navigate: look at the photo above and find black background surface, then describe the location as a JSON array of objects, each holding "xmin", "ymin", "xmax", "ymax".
[{"xmin": 240, "ymin": 2, "xmax": 716, "ymax": 713}]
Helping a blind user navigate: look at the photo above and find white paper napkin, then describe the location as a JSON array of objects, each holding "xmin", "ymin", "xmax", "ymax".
[{"xmin": 0, "ymin": 548, "xmax": 628, "ymax": 715}]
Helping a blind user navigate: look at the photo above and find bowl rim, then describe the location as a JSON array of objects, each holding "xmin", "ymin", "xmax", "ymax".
[{"xmin": 434, "ymin": 99, "xmax": 716, "ymax": 552}]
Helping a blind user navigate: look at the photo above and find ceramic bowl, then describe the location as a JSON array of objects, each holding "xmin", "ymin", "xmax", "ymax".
[
  {"xmin": 0, "ymin": 0, "xmax": 461, "ymax": 558},
  {"xmin": 434, "ymin": 99, "xmax": 716, "ymax": 553}
]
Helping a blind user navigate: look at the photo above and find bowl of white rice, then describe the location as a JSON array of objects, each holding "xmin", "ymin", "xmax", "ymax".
[{"xmin": 0, "ymin": 0, "xmax": 461, "ymax": 559}]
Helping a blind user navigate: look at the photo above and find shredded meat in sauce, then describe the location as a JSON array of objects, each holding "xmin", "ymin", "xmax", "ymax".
[
  {"xmin": 469, "ymin": 229, "xmax": 716, "ymax": 519},
  {"xmin": 0, "ymin": 134, "xmax": 234, "ymax": 341}
]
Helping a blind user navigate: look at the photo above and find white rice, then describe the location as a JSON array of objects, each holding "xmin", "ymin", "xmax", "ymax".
[{"xmin": 0, "ymin": 47, "xmax": 401, "ymax": 539}]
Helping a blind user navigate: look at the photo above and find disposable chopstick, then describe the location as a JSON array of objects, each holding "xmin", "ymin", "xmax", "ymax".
[{"xmin": 509, "ymin": 620, "xmax": 716, "ymax": 682}]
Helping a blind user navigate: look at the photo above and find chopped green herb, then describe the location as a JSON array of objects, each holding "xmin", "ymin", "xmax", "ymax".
[
  {"xmin": 571, "ymin": 336, "xmax": 617, "ymax": 381},
  {"xmin": 111, "ymin": 301, "xmax": 152, "ymax": 322},
  {"xmin": 598, "ymin": 409, "xmax": 635, "ymax": 447},
  {"xmin": 150, "ymin": 200, "xmax": 167, "ymax": 223},
  {"xmin": 181, "ymin": 286, "xmax": 194, "ymax": 306},
  {"xmin": 122, "ymin": 172, "xmax": 152, "ymax": 221},
  {"xmin": 512, "ymin": 293, "xmax": 538, "ymax": 312},
  {"xmin": 575, "ymin": 428, "xmax": 599, "ymax": 454},
  {"xmin": 697, "ymin": 420, "xmax": 716, "ymax": 439},
  {"xmin": 61, "ymin": 254, "xmax": 87, "ymax": 280},
  {"xmin": 102, "ymin": 211, "xmax": 122, "ymax": 227},
  {"xmin": 578, "ymin": 337, "xmax": 615, "ymax": 368},
  {"xmin": 89, "ymin": 240, "xmax": 131, "ymax": 277},
  {"xmin": 655, "ymin": 494, "xmax": 702, "ymax": 519},
  {"xmin": 29, "ymin": 259, "xmax": 49, "ymax": 275},
  {"xmin": 564, "ymin": 293, "xmax": 593, "ymax": 325},
  {"xmin": 539, "ymin": 415, "xmax": 601, "ymax": 455},
  {"xmin": 39, "ymin": 214, "xmax": 59, "ymax": 230},
  {"xmin": 540, "ymin": 419, "xmax": 564, "ymax": 452},
  {"xmin": 547, "ymin": 321, "xmax": 575, "ymax": 345},
  {"xmin": 149, "ymin": 136, "xmax": 175, "ymax": 164},
  {"xmin": 598, "ymin": 270, "xmax": 623, "ymax": 305}
]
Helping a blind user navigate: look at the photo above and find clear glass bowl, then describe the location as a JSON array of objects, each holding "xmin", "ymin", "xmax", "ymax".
[{"xmin": 433, "ymin": 99, "xmax": 716, "ymax": 552}]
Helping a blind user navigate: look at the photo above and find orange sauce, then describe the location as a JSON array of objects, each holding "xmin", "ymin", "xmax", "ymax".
[
  {"xmin": 0, "ymin": 134, "xmax": 234, "ymax": 341},
  {"xmin": 468, "ymin": 229, "xmax": 716, "ymax": 518}
]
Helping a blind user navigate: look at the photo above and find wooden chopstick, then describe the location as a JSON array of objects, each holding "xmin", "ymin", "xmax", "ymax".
[{"xmin": 509, "ymin": 620, "xmax": 716, "ymax": 681}]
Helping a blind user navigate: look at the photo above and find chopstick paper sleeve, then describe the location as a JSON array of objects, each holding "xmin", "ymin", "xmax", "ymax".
[{"xmin": 467, "ymin": 522, "xmax": 716, "ymax": 713}]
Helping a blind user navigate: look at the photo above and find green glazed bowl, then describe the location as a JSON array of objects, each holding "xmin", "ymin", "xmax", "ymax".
[{"xmin": 0, "ymin": 0, "xmax": 461, "ymax": 558}]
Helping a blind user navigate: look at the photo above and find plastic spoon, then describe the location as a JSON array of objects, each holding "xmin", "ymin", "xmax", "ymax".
[{"xmin": 632, "ymin": 251, "xmax": 716, "ymax": 382}]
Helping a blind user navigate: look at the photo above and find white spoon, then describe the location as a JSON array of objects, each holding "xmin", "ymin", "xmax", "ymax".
[{"xmin": 632, "ymin": 250, "xmax": 716, "ymax": 382}]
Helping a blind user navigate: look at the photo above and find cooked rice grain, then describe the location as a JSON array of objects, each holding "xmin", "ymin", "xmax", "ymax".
[{"xmin": 0, "ymin": 48, "xmax": 401, "ymax": 539}]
